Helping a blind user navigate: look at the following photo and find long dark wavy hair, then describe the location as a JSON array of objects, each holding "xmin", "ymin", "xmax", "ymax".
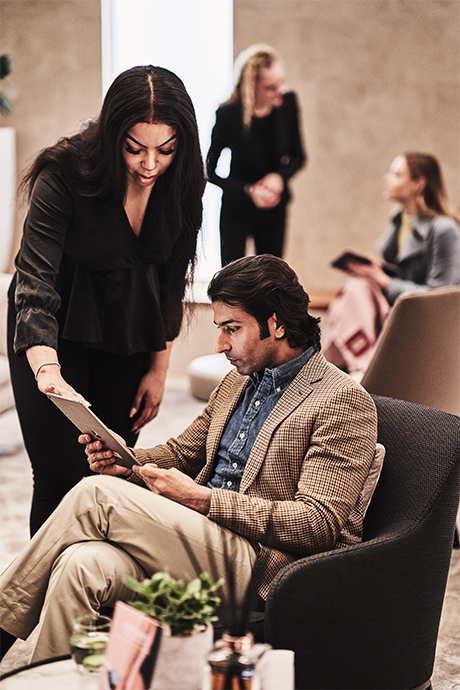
[
  {"xmin": 207, "ymin": 254, "xmax": 321, "ymax": 351},
  {"xmin": 21, "ymin": 65, "xmax": 205, "ymax": 337}
]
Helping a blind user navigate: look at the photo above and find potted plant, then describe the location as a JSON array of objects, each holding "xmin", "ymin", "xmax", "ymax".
[{"xmin": 123, "ymin": 571, "xmax": 223, "ymax": 690}]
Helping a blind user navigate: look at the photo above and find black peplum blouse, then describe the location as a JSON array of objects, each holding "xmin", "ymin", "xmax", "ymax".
[{"xmin": 9, "ymin": 165, "xmax": 182, "ymax": 357}]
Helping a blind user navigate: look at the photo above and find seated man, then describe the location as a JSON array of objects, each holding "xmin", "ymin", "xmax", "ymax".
[{"xmin": 0, "ymin": 254, "xmax": 377, "ymax": 663}]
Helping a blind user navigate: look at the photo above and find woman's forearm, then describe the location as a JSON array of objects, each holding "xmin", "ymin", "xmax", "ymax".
[
  {"xmin": 148, "ymin": 342, "xmax": 172, "ymax": 377},
  {"xmin": 26, "ymin": 345, "xmax": 60, "ymax": 379}
]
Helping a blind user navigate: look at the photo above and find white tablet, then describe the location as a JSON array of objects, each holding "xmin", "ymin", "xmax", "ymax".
[{"xmin": 47, "ymin": 392, "xmax": 140, "ymax": 470}]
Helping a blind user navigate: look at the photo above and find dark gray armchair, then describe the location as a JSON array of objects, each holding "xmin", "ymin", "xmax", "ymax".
[{"xmin": 262, "ymin": 395, "xmax": 460, "ymax": 689}]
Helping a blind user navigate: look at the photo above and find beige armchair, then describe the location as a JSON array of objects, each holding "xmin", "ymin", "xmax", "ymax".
[{"xmin": 360, "ymin": 286, "xmax": 460, "ymax": 416}]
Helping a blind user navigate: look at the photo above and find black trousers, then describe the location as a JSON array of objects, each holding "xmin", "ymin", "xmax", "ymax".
[
  {"xmin": 8, "ymin": 305, "xmax": 149, "ymax": 535},
  {"xmin": 219, "ymin": 202, "xmax": 287, "ymax": 266}
]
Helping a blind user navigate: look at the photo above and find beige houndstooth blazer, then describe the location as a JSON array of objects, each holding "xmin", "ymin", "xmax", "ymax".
[{"xmin": 133, "ymin": 351, "xmax": 378, "ymax": 599}]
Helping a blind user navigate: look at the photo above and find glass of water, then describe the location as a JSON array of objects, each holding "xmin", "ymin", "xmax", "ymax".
[{"xmin": 70, "ymin": 612, "xmax": 111, "ymax": 673}]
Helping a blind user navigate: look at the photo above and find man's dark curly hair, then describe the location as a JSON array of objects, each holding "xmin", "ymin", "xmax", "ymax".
[{"xmin": 207, "ymin": 254, "xmax": 321, "ymax": 350}]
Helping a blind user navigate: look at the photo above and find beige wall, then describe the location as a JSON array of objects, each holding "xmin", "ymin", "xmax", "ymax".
[
  {"xmin": 234, "ymin": 0, "xmax": 460, "ymax": 293},
  {"xmin": 0, "ymin": 0, "xmax": 102, "ymax": 269}
]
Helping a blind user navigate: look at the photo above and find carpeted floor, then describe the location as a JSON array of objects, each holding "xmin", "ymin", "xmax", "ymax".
[{"xmin": 0, "ymin": 382, "xmax": 459, "ymax": 688}]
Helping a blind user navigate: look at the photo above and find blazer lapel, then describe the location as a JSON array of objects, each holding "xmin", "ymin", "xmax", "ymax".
[
  {"xmin": 397, "ymin": 217, "xmax": 431, "ymax": 262},
  {"xmin": 239, "ymin": 352, "xmax": 327, "ymax": 493}
]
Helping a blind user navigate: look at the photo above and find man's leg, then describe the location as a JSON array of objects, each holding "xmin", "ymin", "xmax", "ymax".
[
  {"xmin": 0, "ymin": 476, "xmax": 258, "ymax": 654},
  {"xmin": 31, "ymin": 541, "xmax": 146, "ymax": 661}
]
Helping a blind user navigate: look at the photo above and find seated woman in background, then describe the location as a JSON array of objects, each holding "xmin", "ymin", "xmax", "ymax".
[{"xmin": 323, "ymin": 152, "xmax": 460, "ymax": 373}]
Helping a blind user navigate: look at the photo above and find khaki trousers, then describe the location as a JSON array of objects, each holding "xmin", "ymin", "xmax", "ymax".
[{"xmin": 0, "ymin": 476, "xmax": 258, "ymax": 662}]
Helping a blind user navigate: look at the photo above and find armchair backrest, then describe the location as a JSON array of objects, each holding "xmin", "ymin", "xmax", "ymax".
[
  {"xmin": 364, "ymin": 395, "xmax": 460, "ymax": 543},
  {"xmin": 361, "ymin": 286, "xmax": 460, "ymax": 415}
]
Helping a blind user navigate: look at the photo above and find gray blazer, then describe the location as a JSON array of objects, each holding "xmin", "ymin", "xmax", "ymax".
[{"xmin": 378, "ymin": 212, "xmax": 460, "ymax": 305}]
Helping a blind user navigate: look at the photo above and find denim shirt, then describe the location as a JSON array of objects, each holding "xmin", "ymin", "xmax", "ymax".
[{"xmin": 207, "ymin": 346, "xmax": 316, "ymax": 492}]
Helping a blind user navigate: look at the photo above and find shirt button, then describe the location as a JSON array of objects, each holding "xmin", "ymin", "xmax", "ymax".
[
  {"xmin": 276, "ymin": 386, "xmax": 281, "ymax": 392},
  {"xmin": 232, "ymin": 462, "xmax": 238, "ymax": 468},
  {"xmin": 227, "ymin": 481, "xmax": 232, "ymax": 487},
  {"xmin": 254, "ymin": 400, "xmax": 261, "ymax": 407},
  {"xmin": 239, "ymin": 432, "xmax": 245, "ymax": 439}
]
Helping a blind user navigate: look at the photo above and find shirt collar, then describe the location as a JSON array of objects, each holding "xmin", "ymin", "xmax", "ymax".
[{"xmin": 250, "ymin": 345, "xmax": 316, "ymax": 390}]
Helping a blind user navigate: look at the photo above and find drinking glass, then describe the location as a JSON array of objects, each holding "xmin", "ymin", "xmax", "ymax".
[{"xmin": 70, "ymin": 612, "xmax": 111, "ymax": 673}]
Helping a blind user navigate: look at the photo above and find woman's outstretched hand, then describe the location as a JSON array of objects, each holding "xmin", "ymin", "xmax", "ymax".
[
  {"xmin": 27, "ymin": 346, "xmax": 86, "ymax": 401},
  {"xmin": 35, "ymin": 365, "xmax": 86, "ymax": 401}
]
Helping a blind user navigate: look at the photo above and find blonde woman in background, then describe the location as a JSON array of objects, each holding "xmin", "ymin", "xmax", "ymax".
[
  {"xmin": 323, "ymin": 152, "xmax": 460, "ymax": 374},
  {"xmin": 206, "ymin": 44, "xmax": 306, "ymax": 265}
]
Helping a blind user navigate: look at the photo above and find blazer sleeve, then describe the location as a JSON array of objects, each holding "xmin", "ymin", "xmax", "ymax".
[
  {"xmin": 206, "ymin": 384, "xmax": 377, "ymax": 557},
  {"xmin": 12, "ymin": 167, "xmax": 73, "ymax": 354}
]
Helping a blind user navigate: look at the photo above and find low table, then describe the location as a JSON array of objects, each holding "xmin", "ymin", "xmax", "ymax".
[{"xmin": 0, "ymin": 656, "xmax": 101, "ymax": 689}]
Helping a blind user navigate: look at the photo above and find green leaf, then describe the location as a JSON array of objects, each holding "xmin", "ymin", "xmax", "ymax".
[{"xmin": 122, "ymin": 570, "xmax": 223, "ymax": 635}]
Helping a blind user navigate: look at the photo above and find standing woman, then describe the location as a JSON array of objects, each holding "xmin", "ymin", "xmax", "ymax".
[
  {"xmin": 8, "ymin": 65, "xmax": 205, "ymax": 534},
  {"xmin": 323, "ymin": 152, "xmax": 460, "ymax": 373},
  {"xmin": 206, "ymin": 44, "xmax": 306, "ymax": 265}
]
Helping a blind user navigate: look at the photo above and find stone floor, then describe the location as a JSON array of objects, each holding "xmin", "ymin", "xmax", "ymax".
[{"xmin": 0, "ymin": 382, "xmax": 459, "ymax": 688}]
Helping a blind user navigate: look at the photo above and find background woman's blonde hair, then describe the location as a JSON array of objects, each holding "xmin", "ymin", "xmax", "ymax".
[
  {"xmin": 224, "ymin": 44, "xmax": 281, "ymax": 131},
  {"xmin": 405, "ymin": 152, "xmax": 460, "ymax": 224}
]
